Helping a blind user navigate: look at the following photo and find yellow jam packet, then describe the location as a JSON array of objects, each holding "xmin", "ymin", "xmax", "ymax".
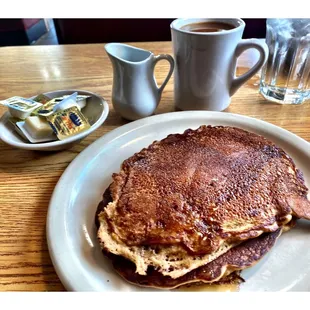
[{"xmin": 47, "ymin": 106, "xmax": 91, "ymax": 140}]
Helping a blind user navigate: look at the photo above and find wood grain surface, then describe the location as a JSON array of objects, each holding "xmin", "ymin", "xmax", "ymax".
[{"xmin": 0, "ymin": 42, "xmax": 309, "ymax": 291}]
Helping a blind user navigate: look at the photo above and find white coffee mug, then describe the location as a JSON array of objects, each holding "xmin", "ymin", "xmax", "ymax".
[{"xmin": 170, "ymin": 18, "xmax": 268, "ymax": 111}]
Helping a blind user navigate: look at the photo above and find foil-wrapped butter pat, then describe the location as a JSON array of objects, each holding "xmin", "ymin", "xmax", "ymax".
[
  {"xmin": 32, "ymin": 94, "xmax": 51, "ymax": 104},
  {"xmin": 32, "ymin": 100, "xmax": 56, "ymax": 116},
  {"xmin": 32, "ymin": 92, "xmax": 83, "ymax": 117},
  {"xmin": 47, "ymin": 106, "xmax": 91, "ymax": 140}
]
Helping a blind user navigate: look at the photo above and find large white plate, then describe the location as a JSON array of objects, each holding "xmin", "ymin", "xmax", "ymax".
[{"xmin": 47, "ymin": 111, "xmax": 310, "ymax": 292}]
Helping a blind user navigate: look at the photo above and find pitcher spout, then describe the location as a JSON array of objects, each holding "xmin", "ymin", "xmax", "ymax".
[{"xmin": 104, "ymin": 43, "xmax": 152, "ymax": 64}]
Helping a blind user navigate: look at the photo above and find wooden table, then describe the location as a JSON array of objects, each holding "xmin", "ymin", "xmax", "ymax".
[{"xmin": 0, "ymin": 42, "xmax": 309, "ymax": 292}]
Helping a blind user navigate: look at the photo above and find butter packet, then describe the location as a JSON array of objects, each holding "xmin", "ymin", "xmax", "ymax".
[
  {"xmin": 76, "ymin": 95, "xmax": 91, "ymax": 101},
  {"xmin": 53, "ymin": 92, "xmax": 78, "ymax": 112},
  {"xmin": 50, "ymin": 94, "xmax": 90, "ymax": 109},
  {"xmin": 31, "ymin": 100, "xmax": 56, "ymax": 116},
  {"xmin": 53, "ymin": 94, "xmax": 90, "ymax": 102},
  {"xmin": 31, "ymin": 94, "xmax": 52, "ymax": 115},
  {"xmin": 73, "ymin": 94, "xmax": 91, "ymax": 109},
  {"xmin": 47, "ymin": 106, "xmax": 91, "ymax": 140},
  {"xmin": 33, "ymin": 92, "xmax": 80, "ymax": 117},
  {"xmin": 32, "ymin": 94, "xmax": 51, "ymax": 104},
  {"xmin": 0, "ymin": 96, "xmax": 42, "ymax": 119}
]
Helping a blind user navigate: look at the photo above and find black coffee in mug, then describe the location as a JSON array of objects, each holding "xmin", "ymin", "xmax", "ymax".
[
  {"xmin": 180, "ymin": 21, "xmax": 235, "ymax": 33},
  {"xmin": 170, "ymin": 18, "xmax": 268, "ymax": 111}
]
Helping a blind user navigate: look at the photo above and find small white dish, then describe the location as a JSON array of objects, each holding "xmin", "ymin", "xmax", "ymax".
[
  {"xmin": 0, "ymin": 90, "xmax": 109, "ymax": 151},
  {"xmin": 47, "ymin": 111, "xmax": 310, "ymax": 291}
]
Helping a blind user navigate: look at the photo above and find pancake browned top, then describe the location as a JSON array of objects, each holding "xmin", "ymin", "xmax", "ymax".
[{"xmin": 105, "ymin": 126, "xmax": 310, "ymax": 255}]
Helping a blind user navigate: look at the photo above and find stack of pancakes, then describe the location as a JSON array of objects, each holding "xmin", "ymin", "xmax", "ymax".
[{"xmin": 96, "ymin": 126, "xmax": 310, "ymax": 289}]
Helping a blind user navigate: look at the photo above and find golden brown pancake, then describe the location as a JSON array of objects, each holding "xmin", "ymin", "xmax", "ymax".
[
  {"xmin": 97, "ymin": 126, "xmax": 310, "ymax": 278},
  {"xmin": 102, "ymin": 126, "xmax": 309, "ymax": 245},
  {"xmin": 96, "ymin": 191, "xmax": 285, "ymax": 289}
]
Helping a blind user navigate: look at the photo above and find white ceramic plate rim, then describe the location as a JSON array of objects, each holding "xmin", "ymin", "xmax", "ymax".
[
  {"xmin": 46, "ymin": 111, "xmax": 310, "ymax": 291},
  {"xmin": 0, "ymin": 89, "xmax": 109, "ymax": 150}
]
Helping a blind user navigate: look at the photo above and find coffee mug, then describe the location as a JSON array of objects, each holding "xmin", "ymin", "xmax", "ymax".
[{"xmin": 170, "ymin": 18, "xmax": 268, "ymax": 111}]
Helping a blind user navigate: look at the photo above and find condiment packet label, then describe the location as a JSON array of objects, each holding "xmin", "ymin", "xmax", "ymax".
[
  {"xmin": 0, "ymin": 96, "xmax": 42, "ymax": 111},
  {"xmin": 47, "ymin": 106, "xmax": 91, "ymax": 140},
  {"xmin": 32, "ymin": 94, "xmax": 51, "ymax": 104}
]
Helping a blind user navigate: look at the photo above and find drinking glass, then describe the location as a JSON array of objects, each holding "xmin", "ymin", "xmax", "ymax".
[{"xmin": 260, "ymin": 19, "xmax": 310, "ymax": 104}]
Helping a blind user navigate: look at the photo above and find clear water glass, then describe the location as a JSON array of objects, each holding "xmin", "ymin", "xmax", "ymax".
[{"xmin": 260, "ymin": 19, "xmax": 310, "ymax": 104}]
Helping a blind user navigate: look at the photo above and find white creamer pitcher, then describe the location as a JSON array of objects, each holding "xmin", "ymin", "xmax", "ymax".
[{"xmin": 105, "ymin": 43, "xmax": 174, "ymax": 120}]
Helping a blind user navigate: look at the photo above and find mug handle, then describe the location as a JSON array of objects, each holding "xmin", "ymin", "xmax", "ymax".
[
  {"xmin": 230, "ymin": 39, "xmax": 268, "ymax": 96},
  {"xmin": 153, "ymin": 54, "xmax": 175, "ymax": 95}
]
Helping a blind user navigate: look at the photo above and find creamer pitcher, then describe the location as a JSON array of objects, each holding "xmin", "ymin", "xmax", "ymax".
[{"xmin": 105, "ymin": 43, "xmax": 174, "ymax": 120}]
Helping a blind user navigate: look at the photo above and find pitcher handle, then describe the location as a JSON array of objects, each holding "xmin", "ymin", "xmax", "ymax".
[
  {"xmin": 153, "ymin": 54, "xmax": 175, "ymax": 95},
  {"xmin": 230, "ymin": 39, "xmax": 268, "ymax": 96}
]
